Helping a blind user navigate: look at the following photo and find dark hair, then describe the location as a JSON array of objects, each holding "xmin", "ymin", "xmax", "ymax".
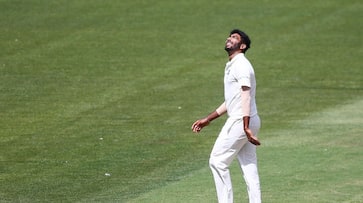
[{"xmin": 230, "ymin": 29, "xmax": 251, "ymax": 53}]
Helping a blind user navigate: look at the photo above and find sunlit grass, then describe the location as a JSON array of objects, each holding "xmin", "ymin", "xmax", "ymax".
[{"xmin": 0, "ymin": 0, "xmax": 362, "ymax": 202}]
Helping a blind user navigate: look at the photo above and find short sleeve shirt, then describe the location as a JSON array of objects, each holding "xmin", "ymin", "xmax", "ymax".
[{"xmin": 224, "ymin": 53, "xmax": 258, "ymax": 118}]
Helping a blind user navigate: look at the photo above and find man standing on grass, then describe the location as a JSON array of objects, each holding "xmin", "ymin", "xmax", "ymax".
[{"xmin": 191, "ymin": 29, "xmax": 261, "ymax": 203}]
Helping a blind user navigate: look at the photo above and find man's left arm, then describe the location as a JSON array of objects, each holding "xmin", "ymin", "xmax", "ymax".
[{"xmin": 241, "ymin": 86, "xmax": 261, "ymax": 145}]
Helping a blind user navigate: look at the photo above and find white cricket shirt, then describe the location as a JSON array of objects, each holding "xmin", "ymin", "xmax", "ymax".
[{"xmin": 224, "ymin": 53, "xmax": 258, "ymax": 118}]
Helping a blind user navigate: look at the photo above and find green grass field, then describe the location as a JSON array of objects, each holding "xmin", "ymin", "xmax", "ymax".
[{"xmin": 0, "ymin": 0, "xmax": 362, "ymax": 202}]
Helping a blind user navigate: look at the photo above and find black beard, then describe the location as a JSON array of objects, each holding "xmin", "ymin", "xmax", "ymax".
[
  {"xmin": 224, "ymin": 42, "xmax": 241, "ymax": 53},
  {"xmin": 224, "ymin": 45, "xmax": 239, "ymax": 53},
  {"xmin": 224, "ymin": 46, "xmax": 233, "ymax": 52}
]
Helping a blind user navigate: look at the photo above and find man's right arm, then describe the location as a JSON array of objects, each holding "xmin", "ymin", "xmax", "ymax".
[{"xmin": 191, "ymin": 102, "xmax": 226, "ymax": 133}]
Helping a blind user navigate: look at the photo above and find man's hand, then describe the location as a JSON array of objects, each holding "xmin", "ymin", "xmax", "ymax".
[
  {"xmin": 244, "ymin": 127, "xmax": 261, "ymax": 145},
  {"xmin": 191, "ymin": 118, "xmax": 210, "ymax": 133}
]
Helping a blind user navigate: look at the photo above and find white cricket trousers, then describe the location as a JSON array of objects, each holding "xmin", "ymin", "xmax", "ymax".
[{"xmin": 209, "ymin": 115, "xmax": 261, "ymax": 203}]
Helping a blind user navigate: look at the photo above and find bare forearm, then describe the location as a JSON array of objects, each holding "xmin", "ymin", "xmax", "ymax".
[
  {"xmin": 207, "ymin": 102, "xmax": 226, "ymax": 122},
  {"xmin": 191, "ymin": 102, "xmax": 226, "ymax": 133},
  {"xmin": 243, "ymin": 116, "xmax": 250, "ymax": 130},
  {"xmin": 206, "ymin": 111, "xmax": 220, "ymax": 122}
]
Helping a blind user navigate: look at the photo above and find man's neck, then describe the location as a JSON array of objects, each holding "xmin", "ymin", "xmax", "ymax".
[{"xmin": 228, "ymin": 51, "xmax": 243, "ymax": 61}]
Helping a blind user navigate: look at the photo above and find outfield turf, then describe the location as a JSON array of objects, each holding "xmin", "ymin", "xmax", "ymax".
[{"xmin": 0, "ymin": 0, "xmax": 362, "ymax": 202}]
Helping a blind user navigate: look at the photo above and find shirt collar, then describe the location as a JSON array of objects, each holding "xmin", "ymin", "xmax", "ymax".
[
  {"xmin": 227, "ymin": 53, "xmax": 244, "ymax": 66},
  {"xmin": 230, "ymin": 53, "xmax": 244, "ymax": 62}
]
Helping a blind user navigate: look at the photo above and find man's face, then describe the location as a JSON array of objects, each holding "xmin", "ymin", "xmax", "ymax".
[{"xmin": 225, "ymin": 33, "xmax": 242, "ymax": 52}]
